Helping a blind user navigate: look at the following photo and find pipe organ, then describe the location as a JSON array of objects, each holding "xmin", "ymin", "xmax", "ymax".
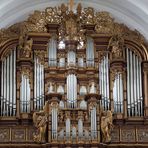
[{"xmin": 0, "ymin": 1, "xmax": 148, "ymax": 148}]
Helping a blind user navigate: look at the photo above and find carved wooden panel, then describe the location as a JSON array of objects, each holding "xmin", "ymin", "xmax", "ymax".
[
  {"xmin": 11, "ymin": 128, "xmax": 26, "ymax": 142},
  {"xmin": 0, "ymin": 128, "xmax": 10, "ymax": 142},
  {"xmin": 137, "ymin": 127, "xmax": 148, "ymax": 142},
  {"xmin": 121, "ymin": 127, "xmax": 135, "ymax": 142}
]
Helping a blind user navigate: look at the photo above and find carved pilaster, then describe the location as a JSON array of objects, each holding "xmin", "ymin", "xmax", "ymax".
[{"xmin": 142, "ymin": 61, "xmax": 148, "ymax": 118}]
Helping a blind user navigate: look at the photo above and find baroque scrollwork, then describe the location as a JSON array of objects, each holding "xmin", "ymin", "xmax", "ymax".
[
  {"xmin": 82, "ymin": 7, "xmax": 95, "ymax": 25},
  {"xmin": 45, "ymin": 7, "xmax": 61, "ymax": 24},
  {"xmin": 95, "ymin": 11, "xmax": 114, "ymax": 34}
]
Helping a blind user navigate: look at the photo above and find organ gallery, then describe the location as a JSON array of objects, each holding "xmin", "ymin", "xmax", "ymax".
[{"xmin": 0, "ymin": 1, "xmax": 148, "ymax": 148}]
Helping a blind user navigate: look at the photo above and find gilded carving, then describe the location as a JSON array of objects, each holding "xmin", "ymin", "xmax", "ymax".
[
  {"xmin": 108, "ymin": 34, "xmax": 124, "ymax": 59},
  {"xmin": 21, "ymin": 67, "xmax": 31, "ymax": 80},
  {"xmin": 101, "ymin": 110, "xmax": 113, "ymax": 143},
  {"xmin": 95, "ymin": 11, "xmax": 114, "ymax": 34},
  {"xmin": 23, "ymin": 10, "xmax": 47, "ymax": 33},
  {"xmin": 18, "ymin": 35, "xmax": 33, "ymax": 58},
  {"xmin": 34, "ymin": 50, "xmax": 46, "ymax": 64},
  {"xmin": 23, "ymin": 38, "xmax": 33, "ymax": 58},
  {"xmin": 33, "ymin": 101, "xmax": 49, "ymax": 143},
  {"xmin": 82, "ymin": 7, "xmax": 95, "ymax": 25},
  {"xmin": 45, "ymin": 7, "xmax": 61, "ymax": 24}
]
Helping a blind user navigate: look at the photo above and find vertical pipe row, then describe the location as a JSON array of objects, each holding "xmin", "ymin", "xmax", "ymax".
[
  {"xmin": 106, "ymin": 54, "xmax": 109, "ymax": 109},
  {"xmin": 20, "ymin": 74, "xmax": 31, "ymax": 113},
  {"xmin": 136, "ymin": 56, "xmax": 140, "ymax": 115},
  {"xmin": 13, "ymin": 49, "xmax": 16, "ymax": 115},
  {"xmin": 10, "ymin": 51, "xmax": 12, "ymax": 115},
  {"xmin": 120, "ymin": 74, "xmax": 123, "ymax": 112},
  {"xmin": 66, "ymin": 74, "xmax": 77, "ymax": 108},
  {"xmin": 34, "ymin": 56, "xmax": 37, "ymax": 109},
  {"xmin": 3, "ymin": 58, "xmax": 6, "ymax": 115},
  {"xmin": 48, "ymin": 37, "xmax": 57, "ymax": 66},
  {"xmin": 86, "ymin": 37, "xmax": 94, "ymax": 67},
  {"xmin": 139, "ymin": 58, "xmax": 143, "ymax": 115},
  {"xmin": 0, "ymin": 49, "xmax": 16, "ymax": 116},
  {"xmin": 127, "ymin": 48, "xmax": 143, "ymax": 116},
  {"xmin": 127, "ymin": 48, "xmax": 131, "ymax": 116},
  {"xmin": 133, "ymin": 54, "xmax": 137, "ymax": 115},
  {"xmin": 34, "ymin": 56, "xmax": 44, "ymax": 110},
  {"xmin": 6, "ymin": 55, "xmax": 9, "ymax": 116},
  {"xmin": 1, "ymin": 60, "xmax": 3, "ymax": 116},
  {"xmin": 41, "ymin": 65, "xmax": 44, "ymax": 108},
  {"xmin": 99, "ymin": 54, "xmax": 109, "ymax": 110}
]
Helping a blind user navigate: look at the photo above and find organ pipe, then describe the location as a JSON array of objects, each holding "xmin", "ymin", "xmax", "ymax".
[
  {"xmin": 66, "ymin": 118, "xmax": 70, "ymax": 138},
  {"xmin": 52, "ymin": 107, "xmax": 58, "ymax": 140},
  {"xmin": 78, "ymin": 119, "xmax": 83, "ymax": 138}
]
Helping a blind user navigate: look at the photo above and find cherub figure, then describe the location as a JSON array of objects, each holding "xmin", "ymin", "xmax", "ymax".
[{"xmin": 101, "ymin": 110, "xmax": 113, "ymax": 143}]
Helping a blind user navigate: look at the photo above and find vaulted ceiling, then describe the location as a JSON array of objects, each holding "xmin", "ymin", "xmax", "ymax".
[{"xmin": 0, "ymin": 0, "xmax": 148, "ymax": 39}]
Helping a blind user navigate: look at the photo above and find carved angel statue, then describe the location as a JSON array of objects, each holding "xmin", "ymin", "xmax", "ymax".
[
  {"xmin": 23, "ymin": 38, "xmax": 33, "ymax": 58},
  {"xmin": 33, "ymin": 101, "xmax": 49, "ymax": 143},
  {"xmin": 108, "ymin": 35, "xmax": 124, "ymax": 59},
  {"xmin": 101, "ymin": 110, "xmax": 113, "ymax": 143},
  {"xmin": 18, "ymin": 35, "xmax": 24, "ymax": 50}
]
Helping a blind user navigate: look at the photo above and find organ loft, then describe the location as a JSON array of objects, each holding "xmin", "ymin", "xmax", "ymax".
[{"xmin": 0, "ymin": 1, "xmax": 148, "ymax": 148}]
